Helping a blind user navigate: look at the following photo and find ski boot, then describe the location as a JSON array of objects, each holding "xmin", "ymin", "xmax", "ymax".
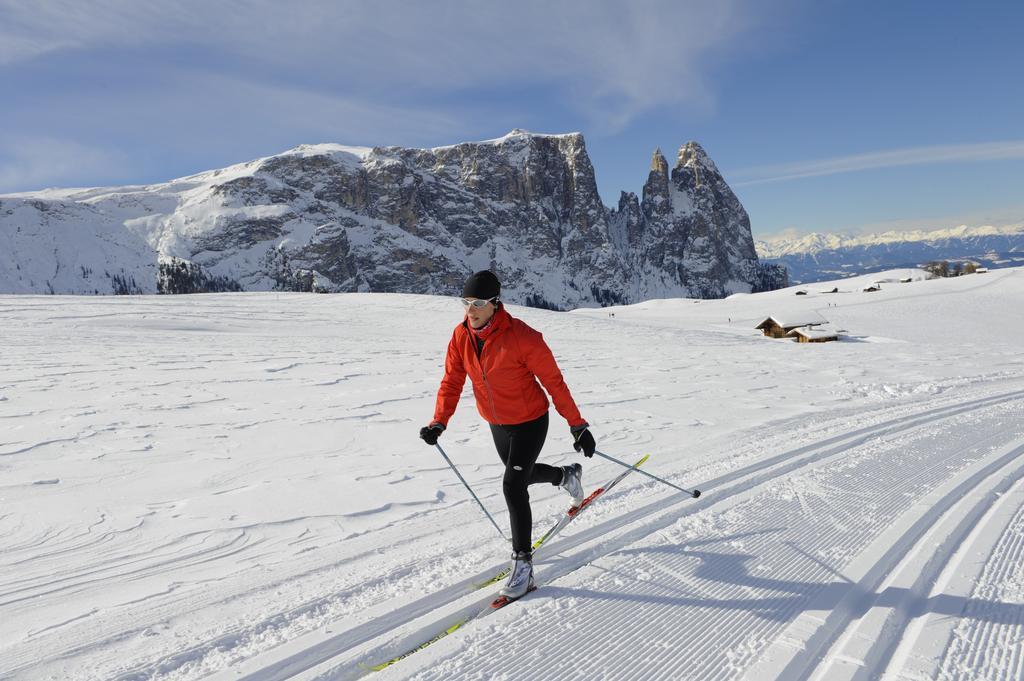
[
  {"xmin": 560, "ymin": 463, "xmax": 584, "ymax": 507},
  {"xmin": 498, "ymin": 550, "xmax": 535, "ymax": 599}
]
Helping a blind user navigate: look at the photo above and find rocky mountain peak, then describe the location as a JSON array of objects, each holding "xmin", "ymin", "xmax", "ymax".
[
  {"xmin": 1, "ymin": 130, "xmax": 786, "ymax": 303},
  {"xmin": 651, "ymin": 148, "xmax": 669, "ymax": 174},
  {"xmin": 675, "ymin": 141, "xmax": 708, "ymax": 168},
  {"xmin": 642, "ymin": 148, "xmax": 672, "ymax": 223}
]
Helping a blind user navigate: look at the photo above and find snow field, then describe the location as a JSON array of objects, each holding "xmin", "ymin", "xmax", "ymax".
[
  {"xmin": 374, "ymin": 396, "xmax": 1024, "ymax": 681},
  {"xmin": 1, "ymin": 267, "xmax": 1023, "ymax": 680},
  {"xmin": 937, "ymin": 492, "xmax": 1024, "ymax": 680},
  {"xmin": 884, "ymin": 466, "xmax": 1024, "ymax": 681}
]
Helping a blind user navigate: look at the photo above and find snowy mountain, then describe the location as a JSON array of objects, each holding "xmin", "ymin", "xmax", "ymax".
[
  {"xmin": 756, "ymin": 224, "xmax": 1024, "ymax": 284},
  {"xmin": 3, "ymin": 267, "xmax": 1023, "ymax": 680},
  {"xmin": 0, "ymin": 131, "xmax": 786, "ymax": 307},
  {"xmin": 610, "ymin": 144, "xmax": 786, "ymax": 299}
]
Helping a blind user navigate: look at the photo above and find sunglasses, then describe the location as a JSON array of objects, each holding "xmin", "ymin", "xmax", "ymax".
[{"xmin": 460, "ymin": 296, "xmax": 499, "ymax": 308}]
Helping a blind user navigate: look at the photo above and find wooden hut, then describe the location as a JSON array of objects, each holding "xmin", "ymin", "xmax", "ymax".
[
  {"xmin": 789, "ymin": 326, "xmax": 839, "ymax": 343},
  {"xmin": 755, "ymin": 315, "xmax": 827, "ymax": 338}
]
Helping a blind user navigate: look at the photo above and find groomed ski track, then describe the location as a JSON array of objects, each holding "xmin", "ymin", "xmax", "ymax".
[
  {"xmin": 200, "ymin": 384, "xmax": 1024, "ymax": 681},
  {"xmin": 4, "ymin": 269, "xmax": 1024, "ymax": 680}
]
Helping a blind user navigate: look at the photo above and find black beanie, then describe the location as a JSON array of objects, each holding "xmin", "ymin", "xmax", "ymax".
[{"xmin": 462, "ymin": 270, "xmax": 501, "ymax": 299}]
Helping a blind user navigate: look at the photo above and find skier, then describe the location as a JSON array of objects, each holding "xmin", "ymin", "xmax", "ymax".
[{"xmin": 420, "ymin": 270, "xmax": 597, "ymax": 599}]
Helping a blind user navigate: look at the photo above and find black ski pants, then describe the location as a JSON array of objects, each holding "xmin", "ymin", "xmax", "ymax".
[{"xmin": 489, "ymin": 411, "xmax": 563, "ymax": 554}]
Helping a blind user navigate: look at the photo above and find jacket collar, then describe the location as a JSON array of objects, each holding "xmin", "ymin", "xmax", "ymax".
[{"xmin": 463, "ymin": 304, "xmax": 510, "ymax": 338}]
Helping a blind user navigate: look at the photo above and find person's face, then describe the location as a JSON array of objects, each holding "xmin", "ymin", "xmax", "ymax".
[{"xmin": 462, "ymin": 297, "xmax": 497, "ymax": 329}]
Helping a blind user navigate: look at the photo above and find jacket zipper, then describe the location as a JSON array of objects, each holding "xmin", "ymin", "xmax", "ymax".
[
  {"xmin": 482, "ymin": 369, "xmax": 501, "ymax": 424},
  {"xmin": 473, "ymin": 333, "xmax": 503, "ymax": 424}
]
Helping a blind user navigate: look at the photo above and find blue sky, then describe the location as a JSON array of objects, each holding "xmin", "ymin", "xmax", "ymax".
[{"xmin": 1, "ymin": 0, "xmax": 1021, "ymax": 237}]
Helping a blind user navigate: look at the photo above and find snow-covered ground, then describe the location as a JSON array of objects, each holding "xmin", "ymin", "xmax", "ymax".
[{"xmin": 2, "ymin": 267, "xmax": 1023, "ymax": 680}]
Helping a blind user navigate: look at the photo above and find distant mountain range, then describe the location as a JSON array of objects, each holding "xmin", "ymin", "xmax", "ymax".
[
  {"xmin": 756, "ymin": 225, "xmax": 1024, "ymax": 284},
  {"xmin": 0, "ymin": 130, "xmax": 785, "ymax": 307}
]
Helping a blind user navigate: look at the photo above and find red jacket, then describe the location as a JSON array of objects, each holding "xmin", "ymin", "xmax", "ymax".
[{"xmin": 433, "ymin": 306, "xmax": 586, "ymax": 428}]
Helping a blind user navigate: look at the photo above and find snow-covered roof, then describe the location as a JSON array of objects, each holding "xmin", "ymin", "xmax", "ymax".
[
  {"xmin": 789, "ymin": 326, "xmax": 839, "ymax": 340},
  {"xmin": 756, "ymin": 314, "xmax": 828, "ymax": 330}
]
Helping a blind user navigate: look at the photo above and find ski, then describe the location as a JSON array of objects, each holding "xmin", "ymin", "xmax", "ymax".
[
  {"xmin": 363, "ymin": 619, "xmax": 468, "ymax": 672},
  {"xmin": 472, "ymin": 453, "xmax": 650, "ymax": 590},
  {"xmin": 365, "ymin": 581, "xmax": 538, "ymax": 672},
  {"xmin": 361, "ymin": 454, "xmax": 650, "ymax": 673},
  {"xmin": 536, "ymin": 453, "xmax": 650, "ymax": 549},
  {"xmin": 491, "ymin": 583, "xmax": 537, "ymax": 609}
]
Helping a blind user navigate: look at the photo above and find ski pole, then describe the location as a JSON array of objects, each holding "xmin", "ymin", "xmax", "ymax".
[
  {"xmin": 594, "ymin": 449, "xmax": 701, "ymax": 498},
  {"xmin": 434, "ymin": 443, "xmax": 508, "ymax": 541}
]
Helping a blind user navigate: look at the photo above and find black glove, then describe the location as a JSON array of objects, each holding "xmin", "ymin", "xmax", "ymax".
[
  {"xmin": 571, "ymin": 424, "xmax": 596, "ymax": 458},
  {"xmin": 419, "ymin": 422, "xmax": 445, "ymax": 445}
]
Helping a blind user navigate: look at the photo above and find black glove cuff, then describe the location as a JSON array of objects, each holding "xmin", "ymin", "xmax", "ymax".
[{"xmin": 570, "ymin": 422, "xmax": 589, "ymax": 436}]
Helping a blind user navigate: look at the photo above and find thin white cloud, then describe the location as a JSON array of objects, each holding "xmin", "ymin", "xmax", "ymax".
[
  {"xmin": 0, "ymin": 74, "xmax": 467, "ymax": 192},
  {"xmin": 0, "ymin": 0, "xmax": 197, "ymax": 63},
  {"xmin": 105, "ymin": 71, "xmax": 467, "ymax": 148},
  {"xmin": 0, "ymin": 0, "xmax": 777, "ymax": 190},
  {"xmin": 733, "ymin": 141, "xmax": 1024, "ymax": 186},
  {"xmin": 0, "ymin": 0, "xmax": 762, "ymax": 129}
]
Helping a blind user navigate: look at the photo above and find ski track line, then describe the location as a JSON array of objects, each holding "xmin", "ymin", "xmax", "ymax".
[
  {"xmin": 830, "ymin": 449, "xmax": 1024, "ymax": 679},
  {"xmin": 223, "ymin": 390, "xmax": 1024, "ymax": 681},
  {"xmin": 19, "ymin": 384, "xmax": 1008, "ymax": 680},
  {"xmin": 385, "ymin": 401, "xmax": 1024, "ymax": 681},
  {"xmin": 744, "ymin": 436, "xmax": 1024, "ymax": 681},
  {"xmin": 893, "ymin": 477, "xmax": 1024, "ymax": 681},
  {"xmin": 937, "ymin": 492, "xmax": 1024, "ymax": 681},
  {"xmin": 207, "ymin": 389, "xmax": 1024, "ymax": 681}
]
